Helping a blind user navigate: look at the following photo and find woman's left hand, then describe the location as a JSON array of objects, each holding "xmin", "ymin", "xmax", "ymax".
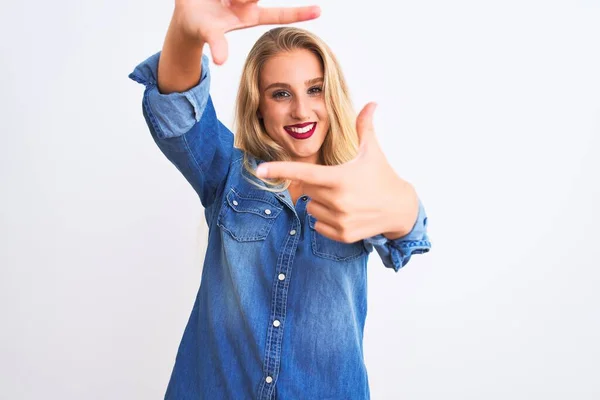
[{"xmin": 256, "ymin": 102, "xmax": 419, "ymax": 243}]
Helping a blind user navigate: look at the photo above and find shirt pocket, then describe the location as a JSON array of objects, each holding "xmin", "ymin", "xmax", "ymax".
[
  {"xmin": 308, "ymin": 215, "xmax": 367, "ymax": 262},
  {"xmin": 217, "ymin": 188, "xmax": 283, "ymax": 242}
]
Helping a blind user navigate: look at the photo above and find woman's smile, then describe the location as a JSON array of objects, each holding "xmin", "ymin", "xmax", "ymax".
[{"xmin": 284, "ymin": 122, "xmax": 317, "ymax": 139}]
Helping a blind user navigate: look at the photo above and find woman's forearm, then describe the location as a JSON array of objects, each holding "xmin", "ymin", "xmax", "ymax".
[{"xmin": 157, "ymin": 7, "xmax": 205, "ymax": 94}]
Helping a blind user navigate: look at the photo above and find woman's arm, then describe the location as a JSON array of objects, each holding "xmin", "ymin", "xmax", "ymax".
[
  {"xmin": 255, "ymin": 102, "xmax": 432, "ymax": 270},
  {"xmin": 158, "ymin": 0, "xmax": 321, "ymax": 94},
  {"xmin": 129, "ymin": 1, "xmax": 321, "ymax": 208},
  {"xmin": 157, "ymin": 6, "xmax": 204, "ymax": 94}
]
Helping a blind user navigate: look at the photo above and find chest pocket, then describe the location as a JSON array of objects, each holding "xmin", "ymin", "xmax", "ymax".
[
  {"xmin": 308, "ymin": 215, "xmax": 367, "ymax": 262},
  {"xmin": 217, "ymin": 188, "xmax": 283, "ymax": 242}
]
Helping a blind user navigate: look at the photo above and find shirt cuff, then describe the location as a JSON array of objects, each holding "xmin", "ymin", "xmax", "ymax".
[
  {"xmin": 363, "ymin": 199, "xmax": 431, "ymax": 272},
  {"xmin": 128, "ymin": 52, "xmax": 211, "ymax": 139}
]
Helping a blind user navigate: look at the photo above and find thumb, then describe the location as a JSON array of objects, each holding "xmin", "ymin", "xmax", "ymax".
[
  {"xmin": 207, "ymin": 34, "xmax": 229, "ymax": 65},
  {"xmin": 356, "ymin": 102, "xmax": 377, "ymax": 147}
]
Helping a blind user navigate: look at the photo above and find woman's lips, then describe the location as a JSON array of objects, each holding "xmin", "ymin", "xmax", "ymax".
[{"xmin": 284, "ymin": 122, "xmax": 317, "ymax": 140}]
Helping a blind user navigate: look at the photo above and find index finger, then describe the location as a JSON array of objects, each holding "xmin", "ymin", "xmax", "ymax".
[
  {"xmin": 256, "ymin": 161, "xmax": 339, "ymax": 187},
  {"xmin": 258, "ymin": 6, "xmax": 321, "ymax": 25}
]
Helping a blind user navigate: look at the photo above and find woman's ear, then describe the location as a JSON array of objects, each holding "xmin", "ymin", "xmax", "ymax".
[{"xmin": 257, "ymin": 110, "xmax": 263, "ymax": 119}]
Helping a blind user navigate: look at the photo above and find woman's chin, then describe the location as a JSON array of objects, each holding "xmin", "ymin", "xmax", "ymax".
[{"xmin": 289, "ymin": 148, "xmax": 321, "ymax": 163}]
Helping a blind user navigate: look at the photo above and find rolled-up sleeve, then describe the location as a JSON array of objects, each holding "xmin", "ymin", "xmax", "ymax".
[
  {"xmin": 363, "ymin": 199, "xmax": 431, "ymax": 272},
  {"xmin": 128, "ymin": 52, "xmax": 211, "ymax": 139},
  {"xmin": 128, "ymin": 52, "xmax": 234, "ymax": 208}
]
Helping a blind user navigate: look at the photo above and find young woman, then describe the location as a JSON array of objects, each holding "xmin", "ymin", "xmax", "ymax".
[{"xmin": 129, "ymin": 1, "xmax": 431, "ymax": 398}]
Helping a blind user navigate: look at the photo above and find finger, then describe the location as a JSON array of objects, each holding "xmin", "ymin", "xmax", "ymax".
[
  {"xmin": 306, "ymin": 199, "xmax": 344, "ymax": 229},
  {"xmin": 256, "ymin": 161, "xmax": 338, "ymax": 186},
  {"xmin": 206, "ymin": 33, "xmax": 229, "ymax": 65},
  {"xmin": 313, "ymin": 220, "xmax": 340, "ymax": 242},
  {"xmin": 307, "ymin": 199, "xmax": 339, "ymax": 228},
  {"xmin": 356, "ymin": 102, "xmax": 377, "ymax": 146},
  {"xmin": 258, "ymin": 6, "xmax": 321, "ymax": 26},
  {"xmin": 224, "ymin": 0, "xmax": 259, "ymax": 7},
  {"xmin": 312, "ymin": 219, "xmax": 361, "ymax": 244},
  {"xmin": 300, "ymin": 185, "xmax": 330, "ymax": 204},
  {"xmin": 226, "ymin": 0, "xmax": 257, "ymax": 4}
]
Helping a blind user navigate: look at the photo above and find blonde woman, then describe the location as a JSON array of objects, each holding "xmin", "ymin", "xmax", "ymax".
[{"xmin": 129, "ymin": 0, "xmax": 431, "ymax": 398}]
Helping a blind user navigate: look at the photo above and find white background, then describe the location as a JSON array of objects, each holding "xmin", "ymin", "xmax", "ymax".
[{"xmin": 1, "ymin": 0, "xmax": 599, "ymax": 399}]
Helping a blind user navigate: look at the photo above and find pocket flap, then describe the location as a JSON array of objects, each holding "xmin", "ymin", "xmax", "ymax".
[{"xmin": 226, "ymin": 188, "xmax": 283, "ymax": 219}]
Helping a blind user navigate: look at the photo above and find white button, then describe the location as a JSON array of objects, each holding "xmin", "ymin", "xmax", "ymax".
[
  {"xmin": 289, "ymin": 230, "xmax": 296, "ymax": 235},
  {"xmin": 264, "ymin": 209, "xmax": 271, "ymax": 215},
  {"xmin": 278, "ymin": 273, "xmax": 285, "ymax": 281},
  {"xmin": 233, "ymin": 200, "xmax": 239, "ymax": 206},
  {"xmin": 273, "ymin": 320, "xmax": 281, "ymax": 327},
  {"xmin": 265, "ymin": 376, "xmax": 273, "ymax": 384}
]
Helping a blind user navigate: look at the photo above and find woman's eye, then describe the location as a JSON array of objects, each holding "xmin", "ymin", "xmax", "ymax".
[
  {"xmin": 272, "ymin": 87, "xmax": 322, "ymax": 99},
  {"xmin": 272, "ymin": 91, "xmax": 290, "ymax": 99}
]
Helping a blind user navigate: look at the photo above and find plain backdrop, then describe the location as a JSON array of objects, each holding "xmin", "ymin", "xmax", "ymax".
[{"xmin": 1, "ymin": 0, "xmax": 599, "ymax": 399}]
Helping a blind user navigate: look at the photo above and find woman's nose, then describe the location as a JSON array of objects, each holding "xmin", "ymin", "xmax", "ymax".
[{"xmin": 291, "ymin": 97, "xmax": 310, "ymax": 120}]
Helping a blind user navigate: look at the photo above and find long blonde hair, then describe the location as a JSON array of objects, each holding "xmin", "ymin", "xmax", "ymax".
[{"xmin": 233, "ymin": 27, "xmax": 358, "ymax": 191}]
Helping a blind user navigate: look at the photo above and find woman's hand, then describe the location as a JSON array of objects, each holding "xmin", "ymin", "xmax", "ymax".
[
  {"xmin": 256, "ymin": 103, "xmax": 420, "ymax": 243},
  {"xmin": 174, "ymin": 0, "xmax": 321, "ymax": 65}
]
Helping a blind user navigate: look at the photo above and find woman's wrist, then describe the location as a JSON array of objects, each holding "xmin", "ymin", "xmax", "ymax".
[
  {"xmin": 174, "ymin": 0, "xmax": 194, "ymax": 9},
  {"xmin": 171, "ymin": 5, "xmax": 206, "ymax": 45}
]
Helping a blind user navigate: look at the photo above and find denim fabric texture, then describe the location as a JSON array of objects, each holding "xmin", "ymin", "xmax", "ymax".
[{"xmin": 129, "ymin": 52, "xmax": 431, "ymax": 400}]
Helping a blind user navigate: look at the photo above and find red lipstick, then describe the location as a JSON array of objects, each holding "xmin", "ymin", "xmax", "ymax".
[{"xmin": 284, "ymin": 122, "xmax": 317, "ymax": 140}]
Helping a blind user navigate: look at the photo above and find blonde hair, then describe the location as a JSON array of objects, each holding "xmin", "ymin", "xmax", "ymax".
[{"xmin": 233, "ymin": 27, "xmax": 358, "ymax": 191}]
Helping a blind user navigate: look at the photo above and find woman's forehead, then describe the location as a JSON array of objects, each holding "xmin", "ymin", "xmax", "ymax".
[{"xmin": 260, "ymin": 49, "xmax": 323, "ymax": 88}]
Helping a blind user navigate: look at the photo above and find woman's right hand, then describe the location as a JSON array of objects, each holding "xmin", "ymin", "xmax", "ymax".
[{"xmin": 173, "ymin": 0, "xmax": 321, "ymax": 65}]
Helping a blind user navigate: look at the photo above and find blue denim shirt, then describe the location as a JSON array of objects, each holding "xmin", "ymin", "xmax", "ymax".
[{"xmin": 129, "ymin": 52, "xmax": 431, "ymax": 400}]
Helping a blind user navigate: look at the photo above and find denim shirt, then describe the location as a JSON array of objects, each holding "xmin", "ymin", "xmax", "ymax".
[{"xmin": 129, "ymin": 52, "xmax": 431, "ymax": 400}]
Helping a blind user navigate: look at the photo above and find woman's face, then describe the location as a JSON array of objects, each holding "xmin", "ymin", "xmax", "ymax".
[{"xmin": 258, "ymin": 48, "xmax": 329, "ymax": 164}]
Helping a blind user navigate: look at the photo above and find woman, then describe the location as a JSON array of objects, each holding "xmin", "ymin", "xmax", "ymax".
[{"xmin": 129, "ymin": 1, "xmax": 431, "ymax": 398}]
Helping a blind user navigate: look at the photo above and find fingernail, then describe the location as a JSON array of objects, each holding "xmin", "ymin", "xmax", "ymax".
[{"xmin": 256, "ymin": 165, "xmax": 268, "ymax": 178}]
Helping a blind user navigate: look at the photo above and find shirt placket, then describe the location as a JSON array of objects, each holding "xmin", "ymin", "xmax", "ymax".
[{"xmin": 257, "ymin": 193, "xmax": 302, "ymax": 399}]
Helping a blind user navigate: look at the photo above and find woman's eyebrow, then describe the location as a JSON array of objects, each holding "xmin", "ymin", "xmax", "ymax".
[{"xmin": 264, "ymin": 77, "xmax": 324, "ymax": 91}]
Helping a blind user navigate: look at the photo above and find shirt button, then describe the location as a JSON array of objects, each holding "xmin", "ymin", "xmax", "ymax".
[
  {"xmin": 264, "ymin": 209, "xmax": 271, "ymax": 215},
  {"xmin": 289, "ymin": 229, "xmax": 296, "ymax": 236},
  {"xmin": 278, "ymin": 273, "xmax": 285, "ymax": 281},
  {"xmin": 232, "ymin": 200, "xmax": 239, "ymax": 206},
  {"xmin": 273, "ymin": 320, "xmax": 281, "ymax": 327},
  {"xmin": 265, "ymin": 376, "xmax": 273, "ymax": 384},
  {"xmin": 302, "ymin": 196, "xmax": 308, "ymax": 201}
]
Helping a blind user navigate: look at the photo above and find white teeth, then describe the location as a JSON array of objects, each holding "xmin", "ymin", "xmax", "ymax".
[{"xmin": 288, "ymin": 123, "xmax": 315, "ymax": 134}]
